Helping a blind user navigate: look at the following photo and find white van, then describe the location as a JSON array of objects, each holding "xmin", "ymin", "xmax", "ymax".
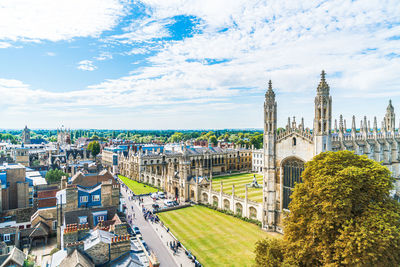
[
  {"xmin": 164, "ymin": 200, "xmax": 174, "ymax": 207},
  {"xmin": 158, "ymin": 192, "xmax": 166, "ymax": 199}
]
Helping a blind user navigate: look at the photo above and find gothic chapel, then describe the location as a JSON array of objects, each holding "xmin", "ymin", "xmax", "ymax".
[{"xmin": 263, "ymin": 71, "xmax": 400, "ymax": 231}]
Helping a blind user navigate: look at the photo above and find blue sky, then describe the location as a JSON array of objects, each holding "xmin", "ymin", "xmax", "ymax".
[{"xmin": 0, "ymin": 0, "xmax": 399, "ymax": 130}]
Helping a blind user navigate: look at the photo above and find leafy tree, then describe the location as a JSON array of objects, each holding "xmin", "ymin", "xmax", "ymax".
[
  {"xmin": 208, "ymin": 135, "xmax": 218, "ymax": 146},
  {"xmin": 91, "ymin": 135, "xmax": 99, "ymax": 140},
  {"xmin": 45, "ymin": 169, "xmax": 67, "ymax": 184},
  {"xmin": 87, "ymin": 141, "xmax": 101, "ymax": 158},
  {"xmin": 31, "ymin": 160, "xmax": 40, "ymax": 167},
  {"xmin": 254, "ymin": 238, "xmax": 285, "ymax": 267},
  {"xmin": 284, "ymin": 151, "xmax": 400, "ymax": 266},
  {"xmin": 169, "ymin": 132, "xmax": 184, "ymax": 143}
]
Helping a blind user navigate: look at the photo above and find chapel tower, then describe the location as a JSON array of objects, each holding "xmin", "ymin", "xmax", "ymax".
[
  {"xmin": 263, "ymin": 80, "xmax": 277, "ymax": 230},
  {"xmin": 384, "ymin": 100, "xmax": 395, "ymax": 132},
  {"xmin": 313, "ymin": 70, "xmax": 332, "ymax": 154}
]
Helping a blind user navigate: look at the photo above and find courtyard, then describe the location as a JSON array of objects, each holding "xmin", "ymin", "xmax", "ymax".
[
  {"xmin": 211, "ymin": 173, "xmax": 263, "ymax": 203},
  {"xmin": 118, "ymin": 175, "xmax": 159, "ymax": 195},
  {"xmin": 158, "ymin": 205, "xmax": 276, "ymax": 267}
]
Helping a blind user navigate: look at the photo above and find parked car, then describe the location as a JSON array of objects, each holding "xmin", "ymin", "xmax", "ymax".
[
  {"xmin": 150, "ymin": 193, "xmax": 159, "ymax": 199},
  {"xmin": 164, "ymin": 200, "xmax": 174, "ymax": 207},
  {"xmin": 157, "ymin": 192, "xmax": 166, "ymax": 199},
  {"xmin": 152, "ymin": 203, "xmax": 160, "ymax": 209},
  {"xmin": 172, "ymin": 200, "xmax": 179, "ymax": 206}
]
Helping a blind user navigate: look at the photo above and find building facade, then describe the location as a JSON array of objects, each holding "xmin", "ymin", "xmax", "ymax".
[
  {"xmin": 263, "ymin": 71, "xmax": 400, "ymax": 232},
  {"xmin": 118, "ymin": 145, "xmax": 252, "ymax": 202}
]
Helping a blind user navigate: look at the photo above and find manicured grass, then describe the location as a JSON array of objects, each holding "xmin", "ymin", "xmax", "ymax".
[
  {"xmin": 212, "ymin": 173, "xmax": 263, "ymax": 203},
  {"xmin": 118, "ymin": 175, "xmax": 158, "ymax": 195},
  {"xmin": 159, "ymin": 205, "xmax": 277, "ymax": 267}
]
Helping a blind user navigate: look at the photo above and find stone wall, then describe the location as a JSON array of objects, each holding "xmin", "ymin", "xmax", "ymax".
[{"xmin": 110, "ymin": 238, "xmax": 131, "ymax": 262}]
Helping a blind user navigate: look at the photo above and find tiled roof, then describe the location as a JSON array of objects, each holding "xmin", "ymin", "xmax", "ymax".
[
  {"xmin": 37, "ymin": 189, "xmax": 58, "ymax": 198},
  {"xmin": 38, "ymin": 198, "xmax": 57, "ymax": 208}
]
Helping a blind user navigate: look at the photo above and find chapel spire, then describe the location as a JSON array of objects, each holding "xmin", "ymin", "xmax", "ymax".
[
  {"xmin": 265, "ymin": 80, "xmax": 275, "ymax": 99},
  {"xmin": 317, "ymin": 70, "xmax": 330, "ymax": 95}
]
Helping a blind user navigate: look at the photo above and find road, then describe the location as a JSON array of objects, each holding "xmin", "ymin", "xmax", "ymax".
[{"xmin": 121, "ymin": 186, "xmax": 178, "ymax": 267}]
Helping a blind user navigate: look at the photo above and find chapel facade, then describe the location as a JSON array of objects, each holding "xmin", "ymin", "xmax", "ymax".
[{"xmin": 263, "ymin": 71, "xmax": 400, "ymax": 231}]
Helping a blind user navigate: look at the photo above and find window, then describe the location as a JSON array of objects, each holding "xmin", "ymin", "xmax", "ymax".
[
  {"xmin": 292, "ymin": 137, "xmax": 296, "ymax": 146},
  {"xmin": 97, "ymin": 215, "xmax": 105, "ymax": 222},
  {"xmin": 3, "ymin": 234, "xmax": 10, "ymax": 242},
  {"xmin": 79, "ymin": 216, "xmax": 87, "ymax": 224},
  {"xmin": 92, "ymin": 195, "xmax": 100, "ymax": 202},
  {"xmin": 80, "ymin": 196, "xmax": 88, "ymax": 203},
  {"xmin": 52, "ymin": 220, "xmax": 57, "ymax": 230}
]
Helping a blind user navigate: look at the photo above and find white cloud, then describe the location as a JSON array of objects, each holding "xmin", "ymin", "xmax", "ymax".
[
  {"xmin": 109, "ymin": 18, "xmax": 172, "ymax": 43},
  {"xmin": 77, "ymin": 60, "xmax": 97, "ymax": 71},
  {"xmin": 95, "ymin": 52, "xmax": 113, "ymax": 61},
  {"xmin": 1, "ymin": 0, "xmax": 400, "ymax": 129},
  {"xmin": 0, "ymin": 42, "xmax": 12, "ymax": 48},
  {"xmin": 46, "ymin": 52, "xmax": 56, "ymax": 56},
  {"xmin": 0, "ymin": 0, "xmax": 128, "ymax": 42}
]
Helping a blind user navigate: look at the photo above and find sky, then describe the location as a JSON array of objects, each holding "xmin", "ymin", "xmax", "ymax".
[{"xmin": 0, "ymin": 0, "xmax": 399, "ymax": 130}]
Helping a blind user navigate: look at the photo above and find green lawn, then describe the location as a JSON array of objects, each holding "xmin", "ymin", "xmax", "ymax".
[
  {"xmin": 212, "ymin": 173, "xmax": 263, "ymax": 203},
  {"xmin": 118, "ymin": 175, "xmax": 158, "ymax": 195},
  {"xmin": 159, "ymin": 205, "xmax": 277, "ymax": 267}
]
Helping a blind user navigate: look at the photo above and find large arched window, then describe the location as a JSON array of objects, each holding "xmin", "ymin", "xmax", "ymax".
[{"xmin": 282, "ymin": 158, "xmax": 305, "ymax": 210}]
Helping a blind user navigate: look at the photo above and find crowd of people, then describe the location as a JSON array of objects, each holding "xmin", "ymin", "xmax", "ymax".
[{"xmin": 142, "ymin": 206, "xmax": 160, "ymax": 223}]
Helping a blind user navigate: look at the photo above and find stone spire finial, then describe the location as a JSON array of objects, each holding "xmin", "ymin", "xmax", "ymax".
[
  {"xmin": 373, "ymin": 116, "xmax": 378, "ymax": 133},
  {"xmin": 363, "ymin": 116, "xmax": 368, "ymax": 133},
  {"xmin": 339, "ymin": 115, "xmax": 343, "ymax": 132},
  {"xmin": 334, "ymin": 119, "xmax": 338, "ymax": 133},
  {"xmin": 287, "ymin": 117, "xmax": 291, "ymax": 129},
  {"xmin": 317, "ymin": 70, "xmax": 330, "ymax": 95},
  {"xmin": 360, "ymin": 120, "xmax": 363, "ymax": 133},
  {"xmin": 344, "ymin": 119, "xmax": 347, "ymax": 132},
  {"xmin": 351, "ymin": 115, "xmax": 356, "ymax": 132},
  {"xmin": 387, "ymin": 99, "xmax": 394, "ymax": 111},
  {"xmin": 265, "ymin": 80, "xmax": 275, "ymax": 99}
]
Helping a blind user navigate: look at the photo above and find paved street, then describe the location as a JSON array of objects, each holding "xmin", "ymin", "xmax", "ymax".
[{"xmin": 121, "ymin": 185, "xmax": 194, "ymax": 267}]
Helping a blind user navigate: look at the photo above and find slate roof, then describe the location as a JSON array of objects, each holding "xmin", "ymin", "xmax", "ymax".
[
  {"xmin": 64, "ymin": 206, "xmax": 118, "ymax": 228},
  {"xmin": 109, "ymin": 251, "xmax": 146, "ymax": 267},
  {"xmin": 83, "ymin": 229, "xmax": 114, "ymax": 250},
  {"xmin": 0, "ymin": 247, "xmax": 26, "ymax": 267},
  {"xmin": 70, "ymin": 170, "xmax": 116, "ymax": 187},
  {"xmin": 29, "ymin": 222, "xmax": 49, "ymax": 238},
  {"xmin": 60, "ymin": 249, "xmax": 94, "ymax": 267}
]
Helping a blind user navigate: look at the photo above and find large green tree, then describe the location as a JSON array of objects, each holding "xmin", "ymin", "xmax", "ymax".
[
  {"xmin": 87, "ymin": 141, "xmax": 101, "ymax": 158},
  {"xmin": 45, "ymin": 169, "xmax": 68, "ymax": 184},
  {"xmin": 283, "ymin": 151, "xmax": 400, "ymax": 266},
  {"xmin": 254, "ymin": 238, "xmax": 285, "ymax": 267}
]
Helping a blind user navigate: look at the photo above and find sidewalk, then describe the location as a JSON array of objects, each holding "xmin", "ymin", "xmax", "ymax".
[
  {"xmin": 148, "ymin": 218, "xmax": 195, "ymax": 267},
  {"xmin": 132, "ymin": 198, "xmax": 195, "ymax": 267}
]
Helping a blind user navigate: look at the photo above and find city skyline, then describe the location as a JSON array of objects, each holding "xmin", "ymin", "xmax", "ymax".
[{"xmin": 0, "ymin": 0, "xmax": 399, "ymax": 129}]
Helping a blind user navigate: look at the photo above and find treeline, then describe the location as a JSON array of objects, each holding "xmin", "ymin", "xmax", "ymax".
[{"xmin": 0, "ymin": 129, "xmax": 264, "ymax": 148}]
